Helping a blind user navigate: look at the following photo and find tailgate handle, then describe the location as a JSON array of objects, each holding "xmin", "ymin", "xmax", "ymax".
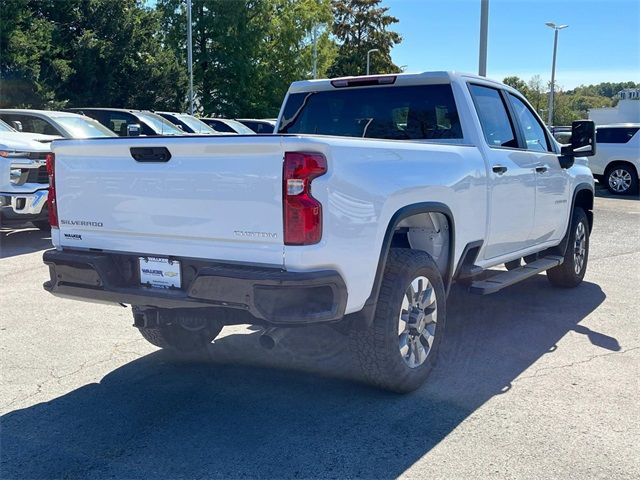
[{"xmin": 130, "ymin": 147, "xmax": 172, "ymax": 163}]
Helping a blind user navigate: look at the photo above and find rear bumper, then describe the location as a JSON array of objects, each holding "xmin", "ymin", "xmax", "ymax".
[{"xmin": 43, "ymin": 249, "xmax": 347, "ymax": 325}]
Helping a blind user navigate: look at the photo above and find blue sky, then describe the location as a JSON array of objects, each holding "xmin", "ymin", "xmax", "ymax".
[{"xmin": 385, "ymin": 0, "xmax": 640, "ymax": 88}]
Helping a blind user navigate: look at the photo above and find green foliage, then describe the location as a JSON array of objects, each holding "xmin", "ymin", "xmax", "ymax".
[
  {"xmin": 157, "ymin": 0, "xmax": 335, "ymax": 118},
  {"xmin": 1, "ymin": 0, "xmax": 405, "ymax": 117},
  {"xmin": 1, "ymin": 0, "xmax": 187, "ymax": 110},
  {"xmin": 328, "ymin": 0, "xmax": 402, "ymax": 77},
  {"xmin": 501, "ymin": 75, "xmax": 630, "ymax": 125}
]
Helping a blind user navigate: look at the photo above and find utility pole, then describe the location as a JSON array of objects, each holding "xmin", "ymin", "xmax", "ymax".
[
  {"xmin": 478, "ymin": 0, "xmax": 489, "ymax": 76},
  {"xmin": 545, "ymin": 22, "xmax": 568, "ymax": 126},
  {"xmin": 187, "ymin": 0, "xmax": 194, "ymax": 115}
]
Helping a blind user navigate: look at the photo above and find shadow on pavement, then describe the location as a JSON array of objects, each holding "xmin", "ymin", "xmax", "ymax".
[
  {"xmin": 0, "ymin": 227, "xmax": 52, "ymax": 259},
  {"xmin": 594, "ymin": 183, "xmax": 639, "ymax": 201},
  {"xmin": 1, "ymin": 277, "xmax": 611, "ymax": 479}
]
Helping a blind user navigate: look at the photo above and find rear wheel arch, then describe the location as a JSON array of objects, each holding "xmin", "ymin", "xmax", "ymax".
[
  {"xmin": 361, "ymin": 203, "xmax": 455, "ymax": 312},
  {"xmin": 605, "ymin": 160, "xmax": 638, "ymax": 178}
]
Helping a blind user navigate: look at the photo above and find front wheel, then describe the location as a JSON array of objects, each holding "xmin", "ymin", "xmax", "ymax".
[
  {"xmin": 350, "ymin": 249, "xmax": 446, "ymax": 393},
  {"xmin": 547, "ymin": 207, "xmax": 590, "ymax": 288}
]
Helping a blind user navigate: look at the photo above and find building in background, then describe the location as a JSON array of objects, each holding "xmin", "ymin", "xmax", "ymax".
[{"xmin": 589, "ymin": 88, "xmax": 640, "ymax": 125}]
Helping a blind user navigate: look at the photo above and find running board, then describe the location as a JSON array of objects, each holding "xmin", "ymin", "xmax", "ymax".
[{"xmin": 469, "ymin": 256, "xmax": 564, "ymax": 295}]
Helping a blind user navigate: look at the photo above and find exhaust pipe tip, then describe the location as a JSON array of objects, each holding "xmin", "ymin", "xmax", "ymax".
[{"xmin": 259, "ymin": 327, "xmax": 287, "ymax": 350}]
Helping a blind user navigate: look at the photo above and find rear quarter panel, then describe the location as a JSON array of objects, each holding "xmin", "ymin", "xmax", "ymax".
[{"xmin": 281, "ymin": 136, "xmax": 488, "ymax": 314}]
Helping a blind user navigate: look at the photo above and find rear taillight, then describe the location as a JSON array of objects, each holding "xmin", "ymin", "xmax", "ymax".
[
  {"xmin": 283, "ymin": 152, "xmax": 327, "ymax": 245},
  {"xmin": 46, "ymin": 153, "xmax": 58, "ymax": 227}
]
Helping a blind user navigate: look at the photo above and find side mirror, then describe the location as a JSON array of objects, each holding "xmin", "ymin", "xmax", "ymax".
[
  {"xmin": 559, "ymin": 120, "xmax": 596, "ymax": 169},
  {"xmin": 561, "ymin": 120, "xmax": 596, "ymax": 156},
  {"xmin": 127, "ymin": 123, "xmax": 141, "ymax": 136},
  {"xmin": 10, "ymin": 121, "xmax": 23, "ymax": 132}
]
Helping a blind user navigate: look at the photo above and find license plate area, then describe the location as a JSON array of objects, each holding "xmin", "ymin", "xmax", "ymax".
[{"xmin": 139, "ymin": 256, "xmax": 181, "ymax": 289}]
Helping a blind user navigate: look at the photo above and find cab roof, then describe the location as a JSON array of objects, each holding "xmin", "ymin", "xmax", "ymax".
[{"xmin": 287, "ymin": 71, "xmax": 514, "ymax": 94}]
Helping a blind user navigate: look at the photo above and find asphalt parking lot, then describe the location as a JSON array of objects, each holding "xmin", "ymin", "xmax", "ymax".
[{"xmin": 1, "ymin": 188, "xmax": 639, "ymax": 480}]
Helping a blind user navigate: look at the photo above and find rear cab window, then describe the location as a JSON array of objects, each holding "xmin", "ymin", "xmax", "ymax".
[{"xmin": 278, "ymin": 84, "xmax": 463, "ymax": 141}]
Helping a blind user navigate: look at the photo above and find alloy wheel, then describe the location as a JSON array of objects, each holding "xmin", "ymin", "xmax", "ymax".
[
  {"xmin": 398, "ymin": 276, "xmax": 438, "ymax": 368},
  {"xmin": 574, "ymin": 221, "xmax": 587, "ymax": 275},
  {"xmin": 609, "ymin": 169, "xmax": 632, "ymax": 193}
]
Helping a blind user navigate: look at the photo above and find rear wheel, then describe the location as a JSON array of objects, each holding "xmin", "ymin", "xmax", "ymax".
[
  {"xmin": 605, "ymin": 164, "xmax": 638, "ymax": 195},
  {"xmin": 547, "ymin": 208, "xmax": 590, "ymax": 288},
  {"xmin": 350, "ymin": 249, "xmax": 446, "ymax": 393},
  {"xmin": 135, "ymin": 309, "xmax": 222, "ymax": 353}
]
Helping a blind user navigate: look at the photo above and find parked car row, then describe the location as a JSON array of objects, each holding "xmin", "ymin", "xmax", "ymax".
[
  {"xmin": 0, "ymin": 108, "xmax": 276, "ymax": 139},
  {"xmin": 551, "ymin": 123, "xmax": 639, "ymax": 195}
]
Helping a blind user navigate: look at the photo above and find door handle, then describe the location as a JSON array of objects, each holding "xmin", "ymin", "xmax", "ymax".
[
  {"xmin": 535, "ymin": 165, "xmax": 548, "ymax": 173},
  {"xmin": 492, "ymin": 165, "xmax": 508, "ymax": 175},
  {"xmin": 130, "ymin": 147, "xmax": 172, "ymax": 162}
]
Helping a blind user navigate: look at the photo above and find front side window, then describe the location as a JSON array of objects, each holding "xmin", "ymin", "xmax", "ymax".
[
  {"xmin": 596, "ymin": 127, "xmax": 639, "ymax": 144},
  {"xmin": 103, "ymin": 112, "xmax": 137, "ymax": 136},
  {"xmin": 507, "ymin": 94, "xmax": 551, "ymax": 152},
  {"xmin": 469, "ymin": 84, "xmax": 517, "ymax": 148},
  {"xmin": 279, "ymin": 84, "xmax": 463, "ymax": 141},
  {"xmin": 54, "ymin": 116, "xmax": 116, "ymax": 138}
]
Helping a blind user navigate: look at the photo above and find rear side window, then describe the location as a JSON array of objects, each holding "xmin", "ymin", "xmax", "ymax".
[
  {"xmin": 278, "ymin": 84, "xmax": 463, "ymax": 141},
  {"xmin": 469, "ymin": 84, "xmax": 517, "ymax": 148},
  {"xmin": 596, "ymin": 127, "xmax": 639, "ymax": 144}
]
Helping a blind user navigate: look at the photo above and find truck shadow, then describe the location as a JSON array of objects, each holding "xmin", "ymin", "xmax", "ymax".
[
  {"xmin": 1, "ymin": 278, "xmax": 610, "ymax": 479},
  {"xmin": 0, "ymin": 226, "xmax": 51, "ymax": 259}
]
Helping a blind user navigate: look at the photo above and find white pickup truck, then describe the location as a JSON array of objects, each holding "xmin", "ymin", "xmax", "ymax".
[
  {"xmin": 0, "ymin": 120, "xmax": 57, "ymax": 229},
  {"xmin": 43, "ymin": 72, "xmax": 596, "ymax": 392}
]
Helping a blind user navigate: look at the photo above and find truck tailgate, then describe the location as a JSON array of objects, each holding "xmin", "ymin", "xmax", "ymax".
[{"xmin": 52, "ymin": 136, "xmax": 285, "ymax": 265}]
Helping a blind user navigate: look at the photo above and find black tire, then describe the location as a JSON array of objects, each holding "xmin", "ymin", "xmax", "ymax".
[
  {"xmin": 137, "ymin": 313, "xmax": 222, "ymax": 352},
  {"xmin": 547, "ymin": 207, "xmax": 590, "ymax": 288},
  {"xmin": 604, "ymin": 163, "xmax": 639, "ymax": 196},
  {"xmin": 350, "ymin": 248, "xmax": 446, "ymax": 393},
  {"xmin": 32, "ymin": 220, "xmax": 51, "ymax": 231}
]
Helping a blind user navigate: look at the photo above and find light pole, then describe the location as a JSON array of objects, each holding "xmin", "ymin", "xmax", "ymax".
[
  {"xmin": 312, "ymin": 23, "xmax": 318, "ymax": 79},
  {"xmin": 478, "ymin": 0, "xmax": 489, "ymax": 76},
  {"xmin": 545, "ymin": 22, "xmax": 568, "ymax": 126},
  {"xmin": 366, "ymin": 48, "xmax": 379, "ymax": 75},
  {"xmin": 187, "ymin": 0, "xmax": 194, "ymax": 115}
]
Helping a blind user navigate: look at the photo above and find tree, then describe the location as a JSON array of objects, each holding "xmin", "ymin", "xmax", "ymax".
[
  {"xmin": 328, "ymin": 0, "xmax": 402, "ymax": 77},
  {"xmin": 526, "ymin": 75, "xmax": 546, "ymax": 116},
  {"xmin": 157, "ymin": 0, "xmax": 334, "ymax": 118},
  {"xmin": 502, "ymin": 76, "xmax": 530, "ymax": 97},
  {"xmin": 1, "ymin": 0, "xmax": 187, "ymax": 109}
]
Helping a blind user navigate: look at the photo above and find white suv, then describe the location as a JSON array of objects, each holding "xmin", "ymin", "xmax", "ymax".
[{"xmin": 590, "ymin": 124, "xmax": 639, "ymax": 195}]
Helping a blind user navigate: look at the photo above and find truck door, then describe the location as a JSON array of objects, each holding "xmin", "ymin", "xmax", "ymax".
[
  {"xmin": 505, "ymin": 93, "xmax": 570, "ymax": 244},
  {"xmin": 469, "ymin": 84, "xmax": 537, "ymax": 260}
]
